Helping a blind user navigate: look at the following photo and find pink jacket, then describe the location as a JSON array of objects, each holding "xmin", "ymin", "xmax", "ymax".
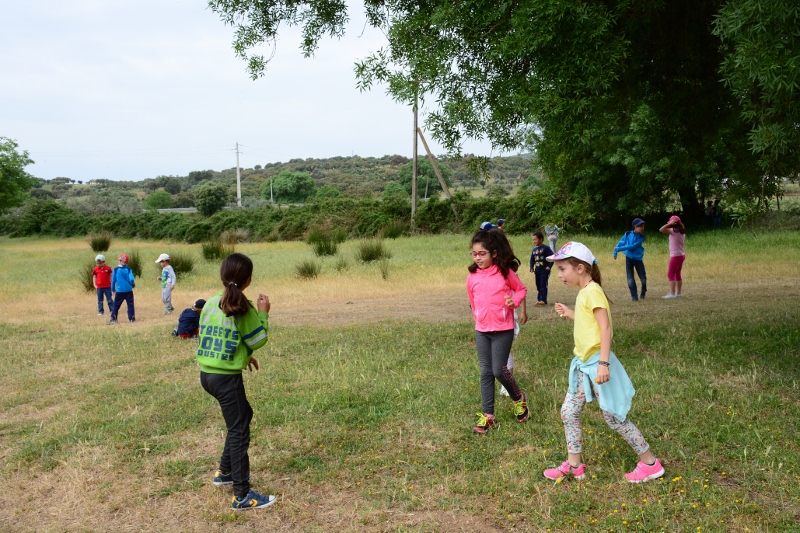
[{"xmin": 467, "ymin": 265, "xmax": 527, "ymax": 332}]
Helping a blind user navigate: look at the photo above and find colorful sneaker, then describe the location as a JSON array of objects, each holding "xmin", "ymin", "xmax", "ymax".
[
  {"xmin": 231, "ymin": 490, "xmax": 277, "ymax": 511},
  {"xmin": 625, "ymin": 459, "xmax": 664, "ymax": 483},
  {"xmin": 499, "ymin": 385, "xmax": 510, "ymax": 397},
  {"xmin": 536, "ymin": 301, "xmax": 545, "ymax": 306},
  {"xmin": 513, "ymin": 391, "xmax": 529, "ymax": 423},
  {"xmin": 472, "ymin": 413, "xmax": 498, "ymax": 434},
  {"xmin": 543, "ymin": 461, "xmax": 586, "ymax": 480},
  {"xmin": 213, "ymin": 470, "xmax": 233, "ymax": 486}
]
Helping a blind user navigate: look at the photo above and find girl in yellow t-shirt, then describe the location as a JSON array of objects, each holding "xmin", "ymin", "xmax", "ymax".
[{"xmin": 543, "ymin": 242, "xmax": 664, "ymax": 483}]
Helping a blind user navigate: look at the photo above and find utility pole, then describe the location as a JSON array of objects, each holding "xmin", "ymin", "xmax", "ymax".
[
  {"xmin": 411, "ymin": 84, "xmax": 418, "ymax": 225},
  {"xmin": 235, "ymin": 142, "xmax": 242, "ymax": 207},
  {"xmin": 270, "ymin": 177, "xmax": 274, "ymax": 204}
]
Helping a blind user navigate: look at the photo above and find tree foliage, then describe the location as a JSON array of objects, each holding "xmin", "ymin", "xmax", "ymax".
[
  {"xmin": 0, "ymin": 137, "xmax": 36, "ymax": 213},
  {"xmin": 194, "ymin": 180, "xmax": 230, "ymax": 216},
  {"xmin": 396, "ymin": 158, "xmax": 452, "ymax": 199},
  {"xmin": 144, "ymin": 190, "xmax": 173, "ymax": 210},
  {"xmin": 210, "ymin": 0, "xmax": 798, "ymax": 219},
  {"xmin": 262, "ymin": 170, "xmax": 317, "ymax": 203}
]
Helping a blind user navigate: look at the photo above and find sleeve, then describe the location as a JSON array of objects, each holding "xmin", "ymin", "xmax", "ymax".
[
  {"xmin": 506, "ymin": 270, "xmax": 527, "ymax": 307},
  {"xmin": 529, "ymin": 249, "xmax": 535, "ymax": 270},
  {"xmin": 584, "ymin": 286, "xmax": 609, "ymax": 313},
  {"xmin": 129, "ymin": 268, "xmax": 136, "ymax": 287},
  {"xmin": 111, "ymin": 268, "xmax": 117, "ymax": 290},
  {"xmin": 238, "ymin": 306, "xmax": 269, "ymax": 351},
  {"xmin": 169, "ymin": 267, "xmax": 176, "ymax": 285}
]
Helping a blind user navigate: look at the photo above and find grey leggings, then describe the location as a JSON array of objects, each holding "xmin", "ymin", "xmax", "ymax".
[{"xmin": 476, "ymin": 330, "xmax": 523, "ymax": 414}]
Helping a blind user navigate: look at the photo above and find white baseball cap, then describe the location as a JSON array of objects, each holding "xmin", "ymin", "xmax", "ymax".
[
  {"xmin": 95, "ymin": 254, "xmax": 105, "ymax": 262},
  {"xmin": 155, "ymin": 253, "xmax": 170, "ymax": 263},
  {"xmin": 546, "ymin": 241, "xmax": 597, "ymax": 265}
]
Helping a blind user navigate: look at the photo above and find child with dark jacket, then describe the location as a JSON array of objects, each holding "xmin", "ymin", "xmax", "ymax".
[
  {"xmin": 613, "ymin": 218, "xmax": 647, "ymax": 301},
  {"xmin": 172, "ymin": 299, "xmax": 206, "ymax": 338},
  {"xmin": 529, "ymin": 232, "xmax": 554, "ymax": 305}
]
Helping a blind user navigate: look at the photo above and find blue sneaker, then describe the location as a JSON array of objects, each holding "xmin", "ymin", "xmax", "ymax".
[
  {"xmin": 231, "ymin": 490, "xmax": 277, "ymax": 511},
  {"xmin": 213, "ymin": 470, "xmax": 233, "ymax": 486}
]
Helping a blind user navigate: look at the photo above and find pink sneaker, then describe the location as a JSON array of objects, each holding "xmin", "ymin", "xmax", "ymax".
[
  {"xmin": 543, "ymin": 461, "xmax": 586, "ymax": 480},
  {"xmin": 625, "ymin": 459, "xmax": 665, "ymax": 483}
]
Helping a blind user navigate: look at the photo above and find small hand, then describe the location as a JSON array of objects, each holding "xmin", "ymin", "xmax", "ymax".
[
  {"xmin": 518, "ymin": 311, "xmax": 528, "ymax": 325},
  {"xmin": 247, "ymin": 357, "xmax": 259, "ymax": 372},
  {"xmin": 554, "ymin": 303, "xmax": 573, "ymax": 319},
  {"xmin": 504, "ymin": 294, "xmax": 514, "ymax": 307},
  {"xmin": 257, "ymin": 294, "xmax": 270, "ymax": 313},
  {"xmin": 594, "ymin": 365, "xmax": 610, "ymax": 384}
]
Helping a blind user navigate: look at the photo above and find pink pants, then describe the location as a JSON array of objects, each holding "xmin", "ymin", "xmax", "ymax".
[{"xmin": 667, "ymin": 255, "xmax": 685, "ymax": 281}]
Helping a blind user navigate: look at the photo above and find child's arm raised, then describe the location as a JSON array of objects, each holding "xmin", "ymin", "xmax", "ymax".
[
  {"xmin": 593, "ymin": 306, "xmax": 612, "ymax": 384},
  {"xmin": 554, "ymin": 303, "xmax": 574, "ymax": 320}
]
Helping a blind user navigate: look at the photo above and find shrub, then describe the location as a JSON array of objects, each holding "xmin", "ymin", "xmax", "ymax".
[
  {"xmin": 220, "ymin": 228, "xmax": 249, "ymax": 244},
  {"xmin": 355, "ymin": 239, "xmax": 391, "ymax": 263},
  {"xmin": 127, "ymin": 250, "xmax": 143, "ymax": 279},
  {"xmin": 307, "ymin": 227, "xmax": 345, "ymax": 256},
  {"xmin": 295, "ymin": 259, "xmax": 321, "ymax": 279},
  {"xmin": 164, "ymin": 251, "xmax": 195, "ymax": 278},
  {"xmin": 78, "ymin": 261, "xmax": 95, "ymax": 292},
  {"xmin": 87, "ymin": 231, "xmax": 113, "ymax": 252},
  {"xmin": 201, "ymin": 239, "xmax": 235, "ymax": 261},
  {"xmin": 334, "ymin": 256, "xmax": 350, "ymax": 272},
  {"xmin": 379, "ymin": 221, "xmax": 406, "ymax": 239}
]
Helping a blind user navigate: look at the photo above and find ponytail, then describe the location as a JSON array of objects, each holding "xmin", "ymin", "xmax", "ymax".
[
  {"xmin": 565, "ymin": 257, "xmax": 611, "ymax": 303},
  {"xmin": 219, "ymin": 253, "xmax": 254, "ymax": 317},
  {"xmin": 589, "ymin": 263, "xmax": 603, "ymax": 286}
]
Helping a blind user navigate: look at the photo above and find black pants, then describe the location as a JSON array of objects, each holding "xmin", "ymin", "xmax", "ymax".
[
  {"xmin": 625, "ymin": 257, "xmax": 647, "ymax": 301},
  {"xmin": 475, "ymin": 329, "xmax": 523, "ymax": 414},
  {"xmin": 110, "ymin": 291, "xmax": 135, "ymax": 321},
  {"xmin": 534, "ymin": 268, "xmax": 551, "ymax": 304},
  {"xmin": 201, "ymin": 372, "xmax": 253, "ymax": 498}
]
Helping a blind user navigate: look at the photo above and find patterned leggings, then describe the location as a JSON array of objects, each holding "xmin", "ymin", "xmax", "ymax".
[{"xmin": 561, "ymin": 375, "xmax": 649, "ymax": 455}]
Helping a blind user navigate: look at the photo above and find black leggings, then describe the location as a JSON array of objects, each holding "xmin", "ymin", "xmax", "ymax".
[{"xmin": 475, "ymin": 330, "xmax": 523, "ymax": 414}]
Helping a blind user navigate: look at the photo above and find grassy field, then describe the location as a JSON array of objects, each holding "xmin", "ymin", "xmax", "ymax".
[{"xmin": 0, "ymin": 229, "xmax": 798, "ymax": 532}]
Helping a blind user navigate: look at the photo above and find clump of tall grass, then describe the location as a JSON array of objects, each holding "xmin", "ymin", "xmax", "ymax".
[
  {"xmin": 78, "ymin": 261, "xmax": 95, "ymax": 292},
  {"xmin": 220, "ymin": 228, "xmax": 249, "ymax": 244},
  {"xmin": 334, "ymin": 256, "xmax": 350, "ymax": 272},
  {"xmin": 295, "ymin": 260, "xmax": 322, "ymax": 279},
  {"xmin": 355, "ymin": 239, "xmax": 392, "ymax": 263},
  {"xmin": 127, "ymin": 250, "xmax": 143, "ymax": 278},
  {"xmin": 201, "ymin": 239, "xmax": 234, "ymax": 261},
  {"xmin": 379, "ymin": 259, "xmax": 390, "ymax": 280},
  {"xmin": 379, "ymin": 221, "xmax": 406, "ymax": 239},
  {"xmin": 307, "ymin": 227, "xmax": 346, "ymax": 257},
  {"xmin": 87, "ymin": 231, "xmax": 113, "ymax": 252}
]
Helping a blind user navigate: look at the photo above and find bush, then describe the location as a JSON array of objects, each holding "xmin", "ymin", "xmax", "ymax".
[
  {"xmin": 220, "ymin": 228, "xmax": 249, "ymax": 244},
  {"xmin": 295, "ymin": 259, "xmax": 321, "ymax": 279},
  {"xmin": 379, "ymin": 221, "xmax": 406, "ymax": 239},
  {"xmin": 194, "ymin": 181, "xmax": 230, "ymax": 217},
  {"xmin": 334, "ymin": 256, "xmax": 350, "ymax": 272},
  {"xmin": 87, "ymin": 231, "xmax": 113, "ymax": 252},
  {"xmin": 127, "ymin": 250, "xmax": 143, "ymax": 279},
  {"xmin": 164, "ymin": 252, "xmax": 195, "ymax": 278},
  {"xmin": 307, "ymin": 228, "xmax": 340, "ymax": 256},
  {"xmin": 355, "ymin": 239, "xmax": 391, "ymax": 263},
  {"xmin": 201, "ymin": 239, "xmax": 235, "ymax": 261},
  {"xmin": 78, "ymin": 261, "xmax": 95, "ymax": 292}
]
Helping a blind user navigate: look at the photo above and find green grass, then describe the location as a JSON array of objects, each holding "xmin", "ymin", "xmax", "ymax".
[{"xmin": 0, "ymin": 230, "xmax": 798, "ymax": 531}]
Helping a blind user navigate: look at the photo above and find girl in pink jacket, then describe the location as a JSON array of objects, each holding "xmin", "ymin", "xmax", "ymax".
[{"xmin": 467, "ymin": 229, "xmax": 529, "ymax": 433}]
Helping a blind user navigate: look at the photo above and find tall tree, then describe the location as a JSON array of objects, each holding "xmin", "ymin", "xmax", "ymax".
[
  {"xmin": 0, "ymin": 137, "xmax": 36, "ymax": 213},
  {"xmin": 209, "ymin": 0, "xmax": 795, "ymax": 220}
]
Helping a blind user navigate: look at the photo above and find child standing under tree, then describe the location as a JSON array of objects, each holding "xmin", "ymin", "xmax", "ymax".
[
  {"xmin": 544, "ymin": 222, "xmax": 561, "ymax": 255},
  {"xmin": 467, "ymin": 229, "xmax": 530, "ymax": 433},
  {"xmin": 92, "ymin": 254, "xmax": 113, "ymax": 316},
  {"xmin": 155, "ymin": 253, "xmax": 176, "ymax": 314},
  {"xmin": 529, "ymin": 232, "xmax": 554, "ymax": 306},
  {"xmin": 543, "ymin": 242, "xmax": 663, "ymax": 483},
  {"xmin": 197, "ymin": 253, "xmax": 277, "ymax": 511},
  {"xmin": 660, "ymin": 215, "xmax": 686, "ymax": 299},
  {"xmin": 109, "ymin": 254, "xmax": 135, "ymax": 324},
  {"xmin": 613, "ymin": 218, "xmax": 647, "ymax": 301}
]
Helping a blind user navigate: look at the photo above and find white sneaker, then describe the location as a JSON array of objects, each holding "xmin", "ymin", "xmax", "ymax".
[
  {"xmin": 662, "ymin": 294, "xmax": 676, "ymax": 299},
  {"xmin": 499, "ymin": 385, "xmax": 510, "ymax": 397},
  {"xmin": 675, "ymin": 294, "xmax": 683, "ymax": 298}
]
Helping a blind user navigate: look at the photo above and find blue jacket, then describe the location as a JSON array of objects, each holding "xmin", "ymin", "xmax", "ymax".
[
  {"xmin": 111, "ymin": 265, "xmax": 136, "ymax": 292},
  {"xmin": 613, "ymin": 231, "xmax": 645, "ymax": 261},
  {"xmin": 568, "ymin": 351, "xmax": 636, "ymax": 421}
]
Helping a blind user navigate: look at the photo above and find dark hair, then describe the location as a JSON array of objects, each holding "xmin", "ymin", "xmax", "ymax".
[
  {"xmin": 468, "ymin": 229, "xmax": 520, "ymax": 277},
  {"xmin": 533, "ymin": 231, "xmax": 544, "ymax": 240},
  {"xmin": 219, "ymin": 253, "xmax": 254, "ymax": 317},
  {"xmin": 672, "ymin": 220, "xmax": 686, "ymax": 234}
]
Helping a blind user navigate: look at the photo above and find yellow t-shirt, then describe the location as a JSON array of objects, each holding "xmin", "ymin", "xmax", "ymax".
[{"xmin": 573, "ymin": 282, "xmax": 613, "ymax": 362}]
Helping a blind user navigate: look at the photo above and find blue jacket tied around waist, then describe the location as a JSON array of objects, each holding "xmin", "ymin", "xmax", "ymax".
[{"xmin": 568, "ymin": 352, "xmax": 636, "ymax": 421}]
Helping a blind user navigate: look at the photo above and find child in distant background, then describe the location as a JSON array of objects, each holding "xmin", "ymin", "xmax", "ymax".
[
  {"xmin": 92, "ymin": 254, "xmax": 113, "ymax": 316},
  {"xmin": 613, "ymin": 218, "xmax": 647, "ymax": 301},
  {"xmin": 544, "ymin": 223, "xmax": 561, "ymax": 255},
  {"xmin": 529, "ymin": 232, "xmax": 554, "ymax": 306},
  {"xmin": 496, "ymin": 218, "xmax": 506, "ymax": 231},
  {"xmin": 109, "ymin": 254, "xmax": 136, "ymax": 324},
  {"xmin": 659, "ymin": 216, "xmax": 686, "ymax": 299},
  {"xmin": 156, "ymin": 253, "xmax": 176, "ymax": 314},
  {"xmin": 172, "ymin": 299, "xmax": 205, "ymax": 338}
]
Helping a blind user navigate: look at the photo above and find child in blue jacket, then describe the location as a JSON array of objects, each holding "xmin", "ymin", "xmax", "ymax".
[
  {"xmin": 109, "ymin": 253, "xmax": 136, "ymax": 323},
  {"xmin": 613, "ymin": 218, "xmax": 647, "ymax": 301}
]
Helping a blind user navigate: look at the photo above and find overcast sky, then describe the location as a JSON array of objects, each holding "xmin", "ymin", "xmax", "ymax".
[{"xmin": 1, "ymin": 0, "xmax": 500, "ymax": 182}]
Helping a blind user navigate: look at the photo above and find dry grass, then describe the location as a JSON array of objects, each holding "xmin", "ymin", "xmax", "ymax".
[{"xmin": 0, "ymin": 232, "xmax": 799, "ymax": 532}]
